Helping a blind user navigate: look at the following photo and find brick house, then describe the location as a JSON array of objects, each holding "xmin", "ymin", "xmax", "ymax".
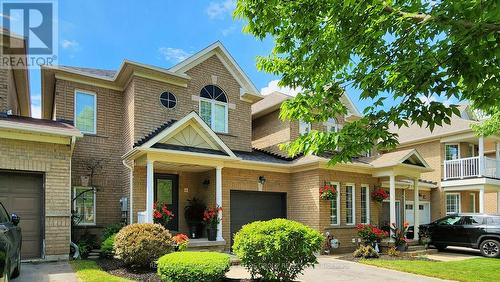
[{"xmin": 1, "ymin": 40, "xmax": 498, "ymax": 259}]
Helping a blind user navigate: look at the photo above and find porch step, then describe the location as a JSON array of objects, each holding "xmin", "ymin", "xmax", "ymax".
[
  {"xmin": 403, "ymin": 248, "xmax": 438, "ymax": 257},
  {"xmin": 407, "ymin": 245, "xmax": 427, "ymax": 252},
  {"xmin": 187, "ymin": 238, "xmax": 226, "ymax": 252},
  {"xmin": 86, "ymin": 249, "xmax": 101, "ymax": 260}
]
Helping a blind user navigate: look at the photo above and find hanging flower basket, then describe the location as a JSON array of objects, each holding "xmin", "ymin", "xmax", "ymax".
[
  {"xmin": 319, "ymin": 184, "xmax": 338, "ymax": 200},
  {"xmin": 371, "ymin": 188, "xmax": 389, "ymax": 202}
]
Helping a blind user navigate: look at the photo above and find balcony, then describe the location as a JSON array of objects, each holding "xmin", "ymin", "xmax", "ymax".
[{"xmin": 444, "ymin": 156, "xmax": 498, "ymax": 180}]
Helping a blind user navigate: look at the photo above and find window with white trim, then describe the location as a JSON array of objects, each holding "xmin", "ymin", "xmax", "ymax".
[
  {"xmin": 446, "ymin": 193, "xmax": 460, "ymax": 214},
  {"xmin": 360, "ymin": 185, "xmax": 370, "ymax": 224},
  {"xmin": 75, "ymin": 91, "xmax": 96, "ymax": 134},
  {"xmin": 324, "ymin": 118, "xmax": 340, "ymax": 132},
  {"xmin": 199, "ymin": 85, "xmax": 228, "ymax": 133},
  {"xmin": 469, "ymin": 193, "xmax": 476, "ymax": 213},
  {"xmin": 299, "ymin": 120, "xmax": 311, "ymax": 135},
  {"xmin": 445, "ymin": 144, "xmax": 460, "ymax": 160},
  {"xmin": 73, "ymin": 187, "xmax": 96, "ymax": 225},
  {"xmin": 345, "ymin": 184, "xmax": 355, "ymax": 225},
  {"xmin": 329, "ymin": 182, "xmax": 340, "ymax": 225}
]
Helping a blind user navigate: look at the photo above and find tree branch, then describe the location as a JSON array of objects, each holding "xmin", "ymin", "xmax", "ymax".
[{"xmin": 383, "ymin": 5, "xmax": 500, "ymax": 32}]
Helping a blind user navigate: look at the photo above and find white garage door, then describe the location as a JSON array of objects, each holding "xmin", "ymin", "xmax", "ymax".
[{"xmin": 405, "ymin": 201, "xmax": 431, "ymax": 226}]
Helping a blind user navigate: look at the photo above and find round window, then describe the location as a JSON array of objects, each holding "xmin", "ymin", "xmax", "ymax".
[{"xmin": 159, "ymin": 92, "xmax": 177, "ymax": 109}]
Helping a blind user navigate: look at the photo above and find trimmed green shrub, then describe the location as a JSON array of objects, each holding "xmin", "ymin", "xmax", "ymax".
[
  {"xmin": 353, "ymin": 245, "xmax": 379, "ymax": 258},
  {"xmin": 114, "ymin": 223, "xmax": 172, "ymax": 268},
  {"xmin": 157, "ymin": 251, "xmax": 230, "ymax": 282},
  {"xmin": 232, "ymin": 218, "xmax": 323, "ymax": 281},
  {"xmin": 101, "ymin": 222, "xmax": 125, "ymax": 241},
  {"xmin": 100, "ymin": 234, "xmax": 115, "ymax": 258}
]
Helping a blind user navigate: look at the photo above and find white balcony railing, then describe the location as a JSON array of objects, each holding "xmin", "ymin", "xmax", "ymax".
[{"xmin": 444, "ymin": 156, "xmax": 498, "ymax": 180}]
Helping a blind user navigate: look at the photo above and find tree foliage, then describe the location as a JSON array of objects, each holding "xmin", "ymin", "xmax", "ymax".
[{"xmin": 235, "ymin": 0, "xmax": 499, "ymax": 164}]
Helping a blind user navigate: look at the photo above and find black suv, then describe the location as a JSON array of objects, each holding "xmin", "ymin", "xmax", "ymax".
[{"xmin": 420, "ymin": 213, "xmax": 500, "ymax": 258}]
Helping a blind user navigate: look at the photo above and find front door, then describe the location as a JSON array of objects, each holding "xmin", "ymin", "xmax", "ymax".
[{"xmin": 154, "ymin": 174, "xmax": 179, "ymax": 231}]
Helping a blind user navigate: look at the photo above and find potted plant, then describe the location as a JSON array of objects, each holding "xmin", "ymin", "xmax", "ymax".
[
  {"xmin": 153, "ymin": 202, "xmax": 174, "ymax": 229},
  {"xmin": 319, "ymin": 183, "xmax": 338, "ymax": 200},
  {"xmin": 184, "ymin": 198, "xmax": 206, "ymax": 238},
  {"xmin": 172, "ymin": 233, "xmax": 189, "ymax": 252},
  {"xmin": 356, "ymin": 224, "xmax": 388, "ymax": 252},
  {"xmin": 390, "ymin": 222, "xmax": 410, "ymax": 251},
  {"xmin": 371, "ymin": 188, "xmax": 389, "ymax": 202},
  {"xmin": 203, "ymin": 206, "xmax": 222, "ymax": 241}
]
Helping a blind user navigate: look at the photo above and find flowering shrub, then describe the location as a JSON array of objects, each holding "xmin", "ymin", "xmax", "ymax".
[
  {"xmin": 172, "ymin": 233, "xmax": 189, "ymax": 252},
  {"xmin": 371, "ymin": 188, "xmax": 389, "ymax": 202},
  {"xmin": 353, "ymin": 245, "xmax": 379, "ymax": 258},
  {"xmin": 203, "ymin": 206, "xmax": 222, "ymax": 228},
  {"xmin": 356, "ymin": 224, "xmax": 388, "ymax": 244},
  {"xmin": 114, "ymin": 223, "xmax": 172, "ymax": 268},
  {"xmin": 387, "ymin": 246, "xmax": 400, "ymax": 257},
  {"xmin": 153, "ymin": 202, "xmax": 174, "ymax": 228},
  {"xmin": 319, "ymin": 184, "xmax": 337, "ymax": 200},
  {"xmin": 391, "ymin": 222, "xmax": 409, "ymax": 247}
]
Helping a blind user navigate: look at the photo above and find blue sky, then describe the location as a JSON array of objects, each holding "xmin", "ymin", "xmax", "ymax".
[{"xmin": 29, "ymin": 0, "xmax": 452, "ymax": 118}]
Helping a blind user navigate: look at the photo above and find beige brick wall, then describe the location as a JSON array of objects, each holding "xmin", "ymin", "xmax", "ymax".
[
  {"xmin": 486, "ymin": 192, "xmax": 498, "ymax": 213},
  {"xmin": 252, "ymin": 110, "xmax": 291, "ymax": 155},
  {"xmin": 0, "ymin": 138, "xmax": 72, "ymax": 257},
  {"xmin": 0, "ymin": 67, "xmax": 19, "ymax": 114},
  {"xmin": 55, "ymin": 79, "xmax": 126, "ymax": 229}
]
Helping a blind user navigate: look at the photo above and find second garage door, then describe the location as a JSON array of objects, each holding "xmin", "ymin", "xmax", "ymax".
[
  {"xmin": 230, "ymin": 190, "xmax": 286, "ymax": 245},
  {"xmin": 0, "ymin": 172, "xmax": 43, "ymax": 259}
]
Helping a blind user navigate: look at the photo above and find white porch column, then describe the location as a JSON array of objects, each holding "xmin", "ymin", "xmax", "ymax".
[
  {"xmin": 479, "ymin": 187, "xmax": 485, "ymax": 213},
  {"xmin": 479, "ymin": 136, "xmax": 485, "ymax": 176},
  {"xmin": 146, "ymin": 160, "xmax": 154, "ymax": 223},
  {"xmin": 413, "ymin": 178, "xmax": 420, "ymax": 241},
  {"xmin": 216, "ymin": 166, "xmax": 224, "ymax": 241},
  {"xmin": 389, "ymin": 175, "xmax": 396, "ymax": 241},
  {"xmin": 495, "ymin": 141, "xmax": 500, "ymax": 178}
]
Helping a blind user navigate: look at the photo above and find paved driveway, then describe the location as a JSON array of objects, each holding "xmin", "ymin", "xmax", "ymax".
[
  {"xmin": 227, "ymin": 257, "xmax": 452, "ymax": 282},
  {"xmin": 15, "ymin": 261, "xmax": 77, "ymax": 282}
]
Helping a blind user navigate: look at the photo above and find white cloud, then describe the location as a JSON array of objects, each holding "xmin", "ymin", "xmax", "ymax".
[
  {"xmin": 31, "ymin": 105, "xmax": 41, "ymax": 118},
  {"xmin": 158, "ymin": 47, "xmax": 192, "ymax": 63},
  {"xmin": 221, "ymin": 25, "xmax": 237, "ymax": 36},
  {"xmin": 418, "ymin": 94, "xmax": 453, "ymax": 107},
  {"xmin": 206, "ymin": 0, "xmax": 236, "ymax": 19},
  {"xmin": 61, "ymin": 39, "xmax": 79, "ymax": 49},
  {"xmin": 261, "ymin": 80, "xmax": 303, "ymax": 96}
]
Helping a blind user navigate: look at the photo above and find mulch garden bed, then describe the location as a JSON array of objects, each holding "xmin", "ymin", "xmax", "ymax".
[
  {"xmin": 337, "ymin": 253, "xmax": 436, "ymax": 262},
  {"xmin": 97, "ymin": 258, "xmax": 255, "ymax": 282}
]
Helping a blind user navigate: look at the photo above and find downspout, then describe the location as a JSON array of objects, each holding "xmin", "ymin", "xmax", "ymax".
[{"xmin": 123, "ymin": 159, "xmax": 134, "ymax": 224}]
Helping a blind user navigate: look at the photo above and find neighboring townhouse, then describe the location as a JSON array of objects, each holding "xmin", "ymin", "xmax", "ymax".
[
  {"xmin": 0, "ymin": 30, "xmax": 81, "ymax": 260},
  {"xmin": 390, "ymin": 105, "xmax": 500, "ymax": 220},
  {"xmin": 37, "ymin": 41, "xmax": 436, "ymax": 255}
]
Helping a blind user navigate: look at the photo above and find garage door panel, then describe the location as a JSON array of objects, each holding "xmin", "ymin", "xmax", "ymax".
[
  {"xmin": 230, "ymin": 191, "xmax": 286, "ymax": 245},
  {"xmin": 0, "ymin": 172, "xmax": 43, "ymax": 259}
]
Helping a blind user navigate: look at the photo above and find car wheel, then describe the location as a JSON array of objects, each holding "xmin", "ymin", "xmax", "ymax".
[
  {"xmin": 11, "ymin": 252, "xmax": 20, "ymax": 279},
  {"xmin": 480, "ymin": 239, "xmax": 500, "ymax": 258},
  {"xmin": 434, "ymin": 244, "xmax": 447, "ymax": 251}
]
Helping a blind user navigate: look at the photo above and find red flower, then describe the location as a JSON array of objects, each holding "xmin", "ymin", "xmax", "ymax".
[{"xmin": 153, "ymin": 210, "xmax": 162, "ymax": 219}]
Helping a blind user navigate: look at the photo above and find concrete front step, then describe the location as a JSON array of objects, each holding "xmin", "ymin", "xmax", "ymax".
[
  {"xmin": 187, "ymin": 238, "xmax": 226, "ymax": 252},
  {"xmin": 404, "ymin": 248, "xmax": 438, "ymax": 256}
]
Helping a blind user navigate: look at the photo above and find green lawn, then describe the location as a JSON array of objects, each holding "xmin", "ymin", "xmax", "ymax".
[
  {"xmin": 70, "ymin": 260, "xmax": 133, "ymax": 282},
  {"xmin": 361, "ymin": 258, "xmax": 500, "ymax": 282}
]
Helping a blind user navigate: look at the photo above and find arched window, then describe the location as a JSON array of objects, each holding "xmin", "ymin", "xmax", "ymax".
[{"xmin": 199, "ymin": 85, "xmax": 228, "ymax": 133}]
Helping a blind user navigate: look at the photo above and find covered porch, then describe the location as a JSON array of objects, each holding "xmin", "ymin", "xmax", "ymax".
[
  {"xmin": 442, "ymin": 178, "xmax": 500, "ymax": 214},
  {"xmin": 370, "ymin": 149, "xmax": 434, "ymax": 241}
]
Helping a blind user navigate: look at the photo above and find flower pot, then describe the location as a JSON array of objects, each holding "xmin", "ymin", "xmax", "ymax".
[
  {"xmin": 396, "ymin": 244, "xmax": 408, "ymax": 252},
  {"xmin": 207, "ymin": 227, "xmax": 217, "ymax": 241}
]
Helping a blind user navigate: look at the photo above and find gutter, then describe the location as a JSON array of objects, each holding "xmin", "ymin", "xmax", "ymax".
[{"xmin": 122, "ymin": 159, "xmax": 134, "ymax": 224}]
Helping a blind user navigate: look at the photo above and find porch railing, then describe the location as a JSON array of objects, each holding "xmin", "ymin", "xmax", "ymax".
[{"xmin": 444, "ymin": 156, "xmax": 497, "ymax": 180}]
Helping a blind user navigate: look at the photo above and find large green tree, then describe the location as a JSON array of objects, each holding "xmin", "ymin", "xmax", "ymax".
[{"xmin": 235, "ymin": 0, "xmax": 499, "ymax": 164}]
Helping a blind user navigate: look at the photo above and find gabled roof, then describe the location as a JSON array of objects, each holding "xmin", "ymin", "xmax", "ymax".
[
  {"xmin": 42, "ymin": 41, "xmax": 263, "ymax": 119},
  {"xmin": 251, "ymin": 90, "xmax": 361, "ymax": 120},
  {"xmin": 170, "ymin": 41, "xmax": 262, "ymax": 102},
  {"xmin": 362, "ymin": 149, "xmax": 431, "ymax": 169},
  {"xmin": 134, "ymin": 111, "xmax": 237, "ymax": 158}
]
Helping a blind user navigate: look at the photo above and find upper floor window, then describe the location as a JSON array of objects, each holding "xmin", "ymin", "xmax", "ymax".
[
  {"xmin": 324, "ymin": 118, "xmax": 340, "ymax": 132},
  {"xmin": 159, "ymin": 92, "xmax": 177, "ymax": 109},
  {"xmin": 299, "ymin": 120, "xmax": 311, "ymax": 135},
  {"xmin": 75, "ymin": 90, "xmax": 96, "ymax": 134},
  {"xmin": 199, "ymin": 85, "xmax": 228, "ymax": 133},
  {"xmin": 445, "ymin": 144, "xmax": 460, "ymax": 160}
]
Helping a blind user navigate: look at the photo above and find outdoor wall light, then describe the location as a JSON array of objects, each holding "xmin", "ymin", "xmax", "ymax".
[
  {"xmin": 258, "ymin": 176, "xmax": 266, "ymax": 185},
  {"xmin": 202, "ymin": 179, "xmax": 210, "ymax": 188}
]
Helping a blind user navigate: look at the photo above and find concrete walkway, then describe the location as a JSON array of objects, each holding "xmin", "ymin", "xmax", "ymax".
[
  {"xmin": 15, "ymin": 261, "xmax": 77, "ymax": 282},
  {"xmin": 427, "ymin": 247, "xmax": 481, "ymax": 262},
  {"xmin": 227, "ymin": 257, "xmax": 452, "ymax": 282}
]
